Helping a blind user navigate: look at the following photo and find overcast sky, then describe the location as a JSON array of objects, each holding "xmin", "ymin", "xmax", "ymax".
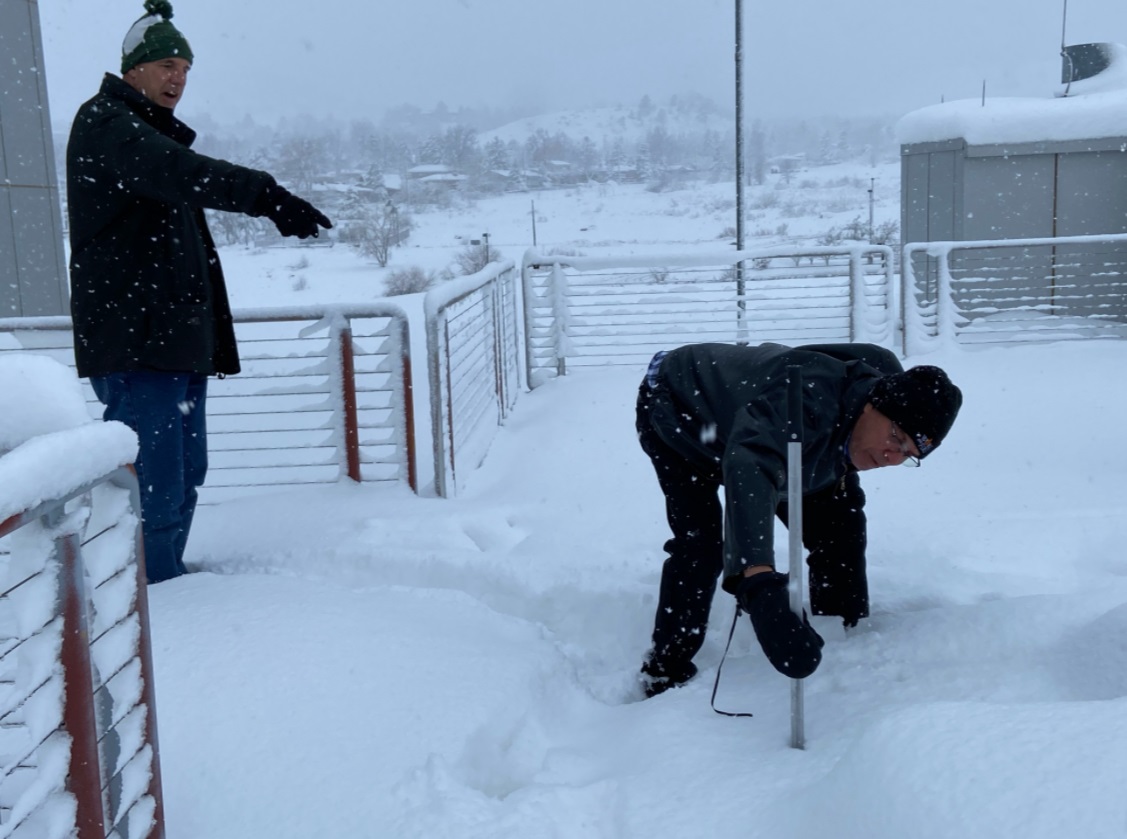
[{"xmin": 36, "ymin": 0, "xmax": 1127, "ymax": 127}]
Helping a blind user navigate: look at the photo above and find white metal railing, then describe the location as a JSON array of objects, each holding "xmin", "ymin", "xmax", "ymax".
[
  {"xmin": 425, "ymin": 261, "xmax": 522, "ymax": 498},
  {"xmin": 0, "ymin": 305, "xmax": 417, "ymax": 501},
  {"xmin": 902, "ymin": 233, "xmax": 1127, "ymax": 353},
  {"xmin": 0, "ymin": 425, "xmax": 165, "ymax": 839},
  {"xmin": 521, "ymin": 245, "xmax": 894, "ymax": 387}
]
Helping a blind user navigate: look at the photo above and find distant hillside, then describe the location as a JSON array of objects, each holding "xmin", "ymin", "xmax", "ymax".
[{"xmin": 480, "ymin": 99, "xmax": 735, "ymax": 146}]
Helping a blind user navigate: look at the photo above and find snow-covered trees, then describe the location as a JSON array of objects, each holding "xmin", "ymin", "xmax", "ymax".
[{"xmin": 338, "ymin": 192, "xmax": 413, "ymax": 268}]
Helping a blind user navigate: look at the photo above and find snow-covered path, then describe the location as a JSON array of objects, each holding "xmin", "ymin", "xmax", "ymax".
[{"xmin": 152, "ymin": 340, "xmax": 1127, "ymax": 838}]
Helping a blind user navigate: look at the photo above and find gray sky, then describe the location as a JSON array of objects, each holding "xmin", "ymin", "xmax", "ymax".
[{"xmin": 37, "ymin": 0, "xmax": 1127, "ymax": 127}]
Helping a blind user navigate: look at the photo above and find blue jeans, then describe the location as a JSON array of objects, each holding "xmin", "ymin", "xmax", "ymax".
[{"xmin": 90, "ymin": 371, "xmax": 209, "ymax": 584}]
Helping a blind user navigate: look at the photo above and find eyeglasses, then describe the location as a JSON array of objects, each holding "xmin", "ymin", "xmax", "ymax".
[{"xmin": 890, "ymin": 422, "xmax": 921, "ymax": 467}]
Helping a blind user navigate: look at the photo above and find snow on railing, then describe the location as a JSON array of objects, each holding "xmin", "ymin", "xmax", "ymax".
[
  {"xmin": 902, "ymin": 234, "xmax": 1127, "ymax": 354},
  {"xmin": 425, "ymin": 261, "xmax": 522, "ymax": 498},
  {"xmin": 0, "ymin": 424, "xmax": 165, "ymax": 839},
  {"xmin": 521, "ymin": 245, "xmax": 894, "ymax": 387},
  {"xmin": 0, "ymin": 305, "xmax": 417, "ymax": 500}
]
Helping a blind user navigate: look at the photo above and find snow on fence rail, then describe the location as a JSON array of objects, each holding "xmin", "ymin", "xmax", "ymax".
[
  {"xmin": 520, "ymin": 245, "xmax": 894, "ymax": 387},
  {"xmin": 902, "ymin": 233, "xmax": 1127, "ymax": 353},
  {"xmin": 0, "ymin": 428, "xmax": 164, "ymax": 839},
  {"xmin": 425, "ymin": 261, "xmax": 522, "ymax": 498},
  {"xmin": 0, "ymin": 305, "xmax": 417, "ymax": 501}
]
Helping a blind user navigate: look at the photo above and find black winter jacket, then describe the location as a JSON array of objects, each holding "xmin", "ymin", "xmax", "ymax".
[
  {"xmin": 646, "ymin": 342, "xmax": 903, "ymax": 576},
  {"xmin": 66, "ymin": 74, "xmax": 275, "ymax": 378}
]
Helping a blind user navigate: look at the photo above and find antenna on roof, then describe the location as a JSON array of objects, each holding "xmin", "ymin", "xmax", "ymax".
[{"xmin": 1061, "ymin": 0, "xmax": 1074, "ymax": 95}]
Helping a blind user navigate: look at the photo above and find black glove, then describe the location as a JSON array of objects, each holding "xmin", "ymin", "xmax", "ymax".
[
  {"xmin": 257, "ymin": 185, "xmax": 332, "ymax": 239},
  {"xmin": 809, "ymin": 567, "xmax": 869, "ymax": 629},
  {"xmin": 736, "ymin": 571, "xmax": 824, "ymax": 679}
]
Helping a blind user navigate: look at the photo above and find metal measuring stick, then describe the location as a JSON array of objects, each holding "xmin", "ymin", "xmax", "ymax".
[{"xmin": 786, "ymin": 365, "xmax": 806, "ymax": 750}]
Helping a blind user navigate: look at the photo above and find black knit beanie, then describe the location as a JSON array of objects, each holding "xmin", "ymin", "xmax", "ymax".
[
  {"xmin": 121, "ymin": 0, "xmax": 194, "ymax": 73},
  {"xmin": 869, "ymin": 365, "xmax": 962, "ymax": 458}
]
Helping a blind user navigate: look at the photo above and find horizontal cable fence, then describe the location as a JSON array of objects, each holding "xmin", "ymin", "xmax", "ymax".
[
  {"xmin": 902, "ymin": 233, "xmax": 1127, "ymax": 353},
  {"xmin": 521, "ymin": 245, "xmax": 894, "ymax": 386},
  {"xmin": 425, "ymin": 261, "xmax": 522, "ymax": 498},
  {"xmin": 1, "ymin": 425, "xmax": 164, "ymax": 839},
  {"xmin": 0, "ymin": 305, "xmax": 416, "ymax": 501}
]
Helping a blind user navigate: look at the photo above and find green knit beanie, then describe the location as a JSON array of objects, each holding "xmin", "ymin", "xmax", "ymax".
[{"xmin": 121, "ymin": 0, "xmax": 194, "ymax": 73}]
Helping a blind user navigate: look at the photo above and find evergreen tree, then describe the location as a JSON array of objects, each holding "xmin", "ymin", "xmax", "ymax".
[{"xmin": 485, "ymin": 137, "xmax": 509, "ymax": 171}]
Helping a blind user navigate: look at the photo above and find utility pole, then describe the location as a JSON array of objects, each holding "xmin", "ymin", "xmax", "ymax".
[
  {"xmin": 734, "ymin": 0, "xmax": 747, "ymax": 343},
  {"xmin": 868, "ymin": 178, "xmax": 875, "ymax": 242},
  {"xmin": 735, "ymin": 0, "xmax": 745, "ymax": 254}
]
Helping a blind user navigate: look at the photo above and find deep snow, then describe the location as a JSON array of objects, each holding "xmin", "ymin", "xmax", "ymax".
[
  {"xmin": 162, "ymin": 337, "xmax": 1127, "ymax": 839},
  {"xmin": 4, "ymin": 167, "xmax": 1127, "ymax": 837}
]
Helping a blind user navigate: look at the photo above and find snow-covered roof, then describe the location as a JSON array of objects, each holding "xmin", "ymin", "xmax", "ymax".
[{"xmin": 897, "ymin": 43, "xmax": 1127, "ymax": 147}]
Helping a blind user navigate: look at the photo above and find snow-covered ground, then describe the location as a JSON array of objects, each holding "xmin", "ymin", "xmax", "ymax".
[
  {"xmin": 7, "ymin": 165, "xmax": 1127, "ymax": 837},
  {"xmin": 167, "ymin": 337, "xmax": 1127, "ymax": 839}
]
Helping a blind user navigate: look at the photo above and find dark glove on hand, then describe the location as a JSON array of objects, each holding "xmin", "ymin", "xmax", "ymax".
[
  {"xmin": 736, "ymin": 571, "xmax": 824, "ymax": 679},
  {"xmin": 809, "ymin": 575, "xmax": 869, "ymax": 630},
  {"xmin": 258, "ymin": 185, "xmax": 333, "ymax": 239}
]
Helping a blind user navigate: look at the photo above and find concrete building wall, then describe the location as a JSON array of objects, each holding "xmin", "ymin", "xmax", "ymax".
[{"xmin": 0, "ymin": 0, "xmax": 69, "ymax": 317}]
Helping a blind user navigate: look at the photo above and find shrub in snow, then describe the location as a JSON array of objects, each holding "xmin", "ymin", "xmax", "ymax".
[
  {"xmin": 384, "ymin": 267, "xmax": 437, "ymax": 296},
  {"xmin": 454, "ymin": 241, "xmax": 501, "ymax": 276}
]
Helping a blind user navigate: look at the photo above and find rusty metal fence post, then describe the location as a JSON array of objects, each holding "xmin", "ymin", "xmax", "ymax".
[
  {"xmin": 1, "ymin": 459, "xmax": 165, "ymax": 839},
  {"xmin": 57, "ymin": 516, "xmax": 107, "ymax": 839}
]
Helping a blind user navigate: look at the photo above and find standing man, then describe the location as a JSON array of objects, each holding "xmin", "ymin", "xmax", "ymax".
[
  {"xmin": 66, "ymin": 0, "xmax": 332, "ymax": 583},
  {"xmin": 635, "ymin": 342, "xmax": 962, "ymax": 696}
]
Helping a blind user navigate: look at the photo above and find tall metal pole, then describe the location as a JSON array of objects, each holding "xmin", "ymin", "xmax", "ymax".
[
  {"xmin": 868, "ymin": 178, "xmax": 875, "ymax": 242},
  {"xmin": 786, "ymin": 366, "xmax": 806, "ymax": 750},
  {"xmin": 735, "ymin": 0, "xmax": 747, "ymax": 342}
]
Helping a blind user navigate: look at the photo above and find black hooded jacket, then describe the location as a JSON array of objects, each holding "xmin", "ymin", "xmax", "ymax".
[
  {"xmin": 66, "ymin": 74, "xmax": 275, "ymax": 378},
  {"xmin": 645, "ymin": 342, "xmax": 903, "ymax": 575}
]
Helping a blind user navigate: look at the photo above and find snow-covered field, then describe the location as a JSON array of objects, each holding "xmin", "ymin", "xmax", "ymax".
[
  {"xmin": 218, "ymin": 161, "xmax": 902, "ymax": 309},
  {"xmin": 10, "ymin": 163, "xmax": 1127, "ymax": 837}
]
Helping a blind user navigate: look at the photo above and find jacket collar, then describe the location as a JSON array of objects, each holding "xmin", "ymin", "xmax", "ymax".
[{"xmin": 100, "ymin": 73, "xmax": 196, "ymax": 148}]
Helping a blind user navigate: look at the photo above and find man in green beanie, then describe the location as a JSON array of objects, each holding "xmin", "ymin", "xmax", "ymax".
[{"xmin": 66, "ymin": 0, "xmax": 333, "ymax": 584}]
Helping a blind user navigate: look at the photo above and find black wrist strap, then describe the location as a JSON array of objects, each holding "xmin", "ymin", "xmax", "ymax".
[{"xmin": 710, "ymin": 604, "xmax": 755, "ymax": 718}]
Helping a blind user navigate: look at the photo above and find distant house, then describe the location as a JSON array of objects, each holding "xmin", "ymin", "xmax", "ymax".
[
  {"xmin": 382, "ymin": 173, "xmax": 403, "ymax": 197},
  {"xmin": 479, "ymin": 169, "xmax": 522, "ymax": 192},
  {"xmin": 518, "ymin": 169, "xmax": 549, "ymax": 190},
  {"xmin": 606, "ymin": 164, "xmax": 642, "ymax": 184},
  {"xmin": 403, "ymin": 164, "xmax": 466, "ymax": 194},
  {"xmin": 543, "ymin": 159, "xmax": 586, "ymax": 186},
  {"xmin": 767, "ymin": 154, "xmax": 805, "ymax": 176},
  {"xmin": 420, "ymin": 172, "xmax": 467, "ymax": 190},
  {"xmin": 407, "ymin": 164, "xmax": 454, "ymax": 180}
]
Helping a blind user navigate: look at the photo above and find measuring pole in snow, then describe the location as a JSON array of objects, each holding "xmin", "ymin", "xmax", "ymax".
[{"xmin": 786, "ymin": 366, "xmax": 806, "ymax": 749}]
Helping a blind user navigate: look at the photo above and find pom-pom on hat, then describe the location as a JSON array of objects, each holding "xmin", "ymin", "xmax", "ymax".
[
  {"xmin": 868, "ymin": 365, "xmax": 962, "ymax": 458},
  {"xmin": 121, "ymin": 0, "xmax": 194, "ymax": 74}
]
